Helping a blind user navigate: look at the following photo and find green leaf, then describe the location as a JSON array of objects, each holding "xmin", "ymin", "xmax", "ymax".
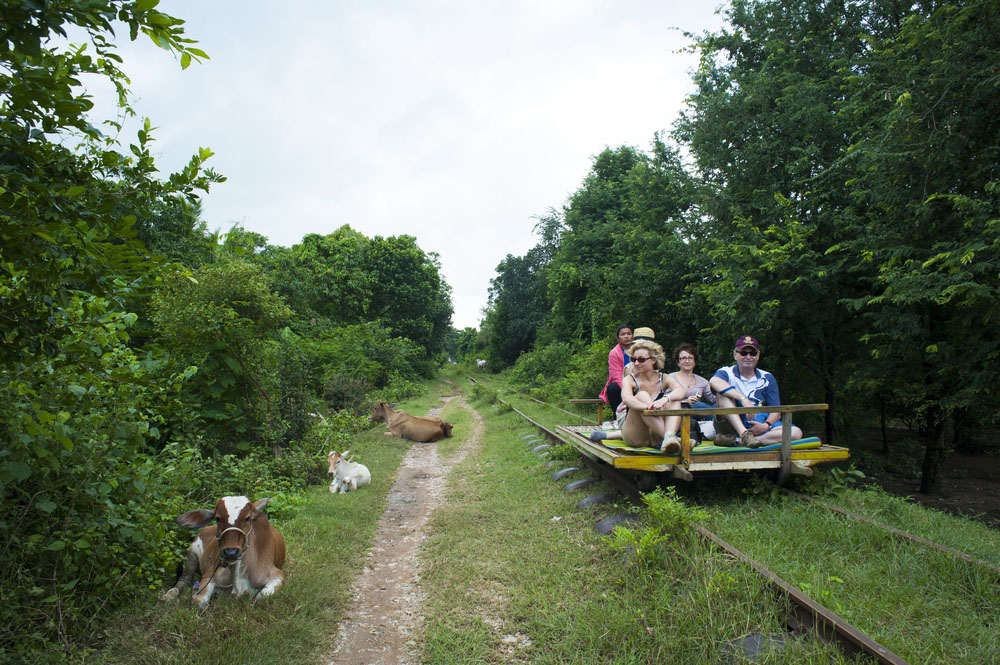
[
  {"xmin": 135, "ymin": 0, "xmax": 160, "ymax": 10},
  {"xmin": 8, "ymin": 462, "xmax": 32, "ymax": 482},
  {"xmin": 36, "ymin": 500, "xmax": 57, "ymax": 513},
  {"xmin": 68, "ymin": 385, "xmax": 87, "ymax": 397},
  {"xmin": 46, "ymin": 541, "xmax": 67, "ymax": 551}
]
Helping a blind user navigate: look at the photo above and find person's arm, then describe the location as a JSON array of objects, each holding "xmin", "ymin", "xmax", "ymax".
[
  {"xmin": 758, "ymin": 375, "xmax": 782, "ymax": 426},
  {"xmin": 608, "ymin": 346, "xmax": 624, "ymax": 385},
  {"xmin": 697, "ymin": 375, "xmax": 716, "ymax": 404},
  {"xmin": 652, "ymin": 374, "xmax": 686, "ymax": 409},
  {"xmin": 620, "ymin": 374, "xmax": 646, "ymax": 410},
  {"xmin": 710, "ymin": 375, "xmax": 749, "ymax": 406}
]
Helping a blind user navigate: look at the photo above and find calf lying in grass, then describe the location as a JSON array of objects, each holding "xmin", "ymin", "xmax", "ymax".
[{"xmin": 328, "ymin": 450, "xmax": 371, "ymax": 494}]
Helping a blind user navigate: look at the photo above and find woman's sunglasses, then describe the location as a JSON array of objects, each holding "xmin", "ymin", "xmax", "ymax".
[{"xmin": 633, "ymin": 356, "xmax": 652, "ymax": 364}]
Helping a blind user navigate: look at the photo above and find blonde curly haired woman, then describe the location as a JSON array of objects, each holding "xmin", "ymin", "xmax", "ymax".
[{"xmin": 619, "ymin": 339, "xmax": 685, "ymax": 453}]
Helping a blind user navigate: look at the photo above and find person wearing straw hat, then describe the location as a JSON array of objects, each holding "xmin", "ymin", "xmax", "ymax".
[{"xmin": 614, "ymin": 326, "xmax": 656, "ymax": 426}]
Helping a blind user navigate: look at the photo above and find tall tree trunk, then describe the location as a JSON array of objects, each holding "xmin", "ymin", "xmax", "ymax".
[
  {"xmin": 880, "ymin": 396, "xmax": 889, "ymax": 454},
  {"xmin": 919, "ymin": 405, "xmax": 946, "ymax": 494}
]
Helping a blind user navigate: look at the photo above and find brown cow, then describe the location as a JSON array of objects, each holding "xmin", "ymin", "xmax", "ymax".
[
  {"xmin": 369, "ymin": 401, "xmax": 453, "ymax": 442},
  {"xmin": 161, "ymin": 496, "xmax": 285, "ymax": 609}
]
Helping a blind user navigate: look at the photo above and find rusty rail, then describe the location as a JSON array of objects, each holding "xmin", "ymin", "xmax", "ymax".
[{"xmin": 695, "ymin": 526, "xmax": 910, "ymax": 664}]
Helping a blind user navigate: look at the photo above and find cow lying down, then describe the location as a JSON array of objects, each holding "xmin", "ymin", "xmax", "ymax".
[
  {"xmin": 328, "ymin": 450, "xmax": 371, "ymax": 493},
  {"xmin": 161, "ymin": 496, "xmax": 285, "ymax": 609},
  {"xmin": 369, "ymin": 401, "xmax": 453, "ymax": 442}
]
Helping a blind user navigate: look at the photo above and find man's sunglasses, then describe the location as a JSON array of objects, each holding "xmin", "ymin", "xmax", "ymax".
[{"xmin": 738, "ymin": 349, "xmax": 758, "ymax": 357}]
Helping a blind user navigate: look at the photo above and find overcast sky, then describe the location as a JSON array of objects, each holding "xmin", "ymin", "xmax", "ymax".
[{"xmin": 90, "ymin": 1, "xmax": 729, "ymax": 329}]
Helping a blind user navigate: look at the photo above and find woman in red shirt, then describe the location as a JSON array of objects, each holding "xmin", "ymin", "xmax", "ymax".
[{"xmin": 598, "ymin": 325, "xmax": 633, "ymax": 418}]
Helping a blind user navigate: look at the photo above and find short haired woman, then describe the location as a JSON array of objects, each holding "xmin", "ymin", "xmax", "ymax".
[{"xmin": 670, "ymin": 343, "xmax": 717, "ymax": 441}]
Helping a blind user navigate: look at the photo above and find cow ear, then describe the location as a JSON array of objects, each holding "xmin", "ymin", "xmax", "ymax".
[
  {"xmin": 252, "ymin": 497, "xmax": 273, "ymax": 515},
  {"xmin": 342, "ymin": 450, "xmax": 350, "ymax": 458},
  {"xmin": 176, "ymin": 509, "xmax": 215, "ymax": 529},
  {"xmin": 389, "ymin": 402, "xmax": 398, "ymax": 408}
]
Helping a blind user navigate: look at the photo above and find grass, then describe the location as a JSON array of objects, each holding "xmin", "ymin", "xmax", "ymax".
[
  {"xmin": 702, "ymin": 488, "xmax": 1000, "ymax": 664},
  {"xmin": 88, "ymin": 385, "xmax": 448, "ymax": 665},
  {"xmin": 86, "ymin": 371, "xmax": 998, "ymax": 664},
  {"xmin": 417, "ymin": 392, "xmax": 854, "ymax": 664}
]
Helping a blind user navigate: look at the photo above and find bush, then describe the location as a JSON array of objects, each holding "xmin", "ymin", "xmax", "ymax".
[
  {"xmin": 0, "ymin": 305, "xmax": 195, "ymax": 663},
  {"xmin": 504, "ymin": 341, "xmax": 607, "ymax": 406},
  {"xmin": 150, "ymin": 259, "xmax": 294, "ymax": 453}
]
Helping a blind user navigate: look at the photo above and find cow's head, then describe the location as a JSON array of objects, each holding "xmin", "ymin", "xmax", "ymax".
[
  {"xmin": 327, "ymin": 450, "xmax": 345, "ymax": 475},
  {"xmin": 176, "ymin": 496, "xmax": 272, "ymax": 564},
  {"xmin": 370, "ymin": 402, "xmax": 396, "ymax": 423}
]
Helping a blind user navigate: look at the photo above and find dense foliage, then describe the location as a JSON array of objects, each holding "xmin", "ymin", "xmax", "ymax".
[
  {"xmin": 479, "ymin": 0, "xmax": 1000, "ymax": 495},
  {"xmin": 0, "ymin": 3, "xmax": 452, "ymax": 662}
]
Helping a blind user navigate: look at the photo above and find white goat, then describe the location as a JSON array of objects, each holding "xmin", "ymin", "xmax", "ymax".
[{"xmin": 327, "ymin": 450, "xmax": 371, "ymax": 494}]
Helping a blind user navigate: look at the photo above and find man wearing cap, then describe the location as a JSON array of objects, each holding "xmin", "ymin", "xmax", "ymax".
[{"xmin": 709, "ymin": 335, "xmax": 803, "ymax": 448}]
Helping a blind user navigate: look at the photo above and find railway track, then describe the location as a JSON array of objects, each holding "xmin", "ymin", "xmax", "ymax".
[{"xmin": 472, "ymin": 377, "xmax": 998, "ymax": 665}]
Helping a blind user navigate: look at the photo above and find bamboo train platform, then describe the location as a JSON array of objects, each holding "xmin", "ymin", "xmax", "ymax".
[{"xmin": 557, "ymin": 404, "xmax": 849, "ymax": 484}]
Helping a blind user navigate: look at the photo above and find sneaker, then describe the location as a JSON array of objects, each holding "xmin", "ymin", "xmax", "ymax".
[
  {"xmin": 740, "ymin": 430, "xmax": 762, "ymax": 449},
  {"xmin": 714, "ymin": 433, "xmax": 738, "ymax": 447},
  {"xmin": 660, "ymin": 433, "xmax": 681, "ymax": 454}
]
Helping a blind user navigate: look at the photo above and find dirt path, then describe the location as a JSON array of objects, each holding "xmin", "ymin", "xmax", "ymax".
[{"xmin": 325, "ymin": 396, "xmax": 483, "ymax": 665}]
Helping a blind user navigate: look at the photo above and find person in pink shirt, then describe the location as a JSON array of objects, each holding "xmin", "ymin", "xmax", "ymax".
[{"xmin": 598, "ymin": 325, "xmax": 633, "ymax": 416}]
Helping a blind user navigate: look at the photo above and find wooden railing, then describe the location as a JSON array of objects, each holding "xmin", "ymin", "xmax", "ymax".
[
  {"xmin": 644, "ymin": 403, "xmax": 829, "ymax": 483},
  {"xmin": 568, "ymin": 398, "xmax": 605, "ymax": 425}
]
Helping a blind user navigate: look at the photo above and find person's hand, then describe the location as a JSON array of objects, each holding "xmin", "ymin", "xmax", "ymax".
[
  {"xmin": 686, "ymin": 394, "xmax": 699, "ymax": 405},
  {"xmin": 752, "ymin": 421, "xmax": 769, "ymax": 434}
]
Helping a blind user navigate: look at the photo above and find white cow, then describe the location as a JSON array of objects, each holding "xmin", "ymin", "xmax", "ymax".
[
  {"xmin": 327, "ymin": 450, "xmax": 371, "ymax": 494},
  {"xmin": 476, "ymin": 358, "xmax": 486, "ymax": 369}
]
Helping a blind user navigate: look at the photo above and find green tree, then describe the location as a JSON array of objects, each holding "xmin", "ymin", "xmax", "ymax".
[
  {"xmin": 484, "ymin": 247, "xmax": 550, "ymax": 367},
  {"xmin": 151, "ymin": 260, "xmax": 293, "ymax": 452},
  {"xmin": 836, "ymin": 0, "xmax": 1000, "ymax": 491},
  {"xmin": 133, "ymin": 195, "xmax": 216, "ymax": 267},
  {"xmin": 365, "ymin": 234, "xmax": 452, "ymax": 358},
  {"xmin": 675, "ymin": 0, "xmax": 877, "ymax": 442},
  {"xmin": 259, "ymin": 225, "xmax": 371, "ymax": 325},
  {"xmin": 540, "ymin": 142, "xmax": 695, "ymax": 353},
  {"xmin": 0, "ymin": 1, "xmax": 220, "ymax": 657},
  {"xmin": 546, "ymin": 146, "xmax": 646, "ymax": 342}
]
